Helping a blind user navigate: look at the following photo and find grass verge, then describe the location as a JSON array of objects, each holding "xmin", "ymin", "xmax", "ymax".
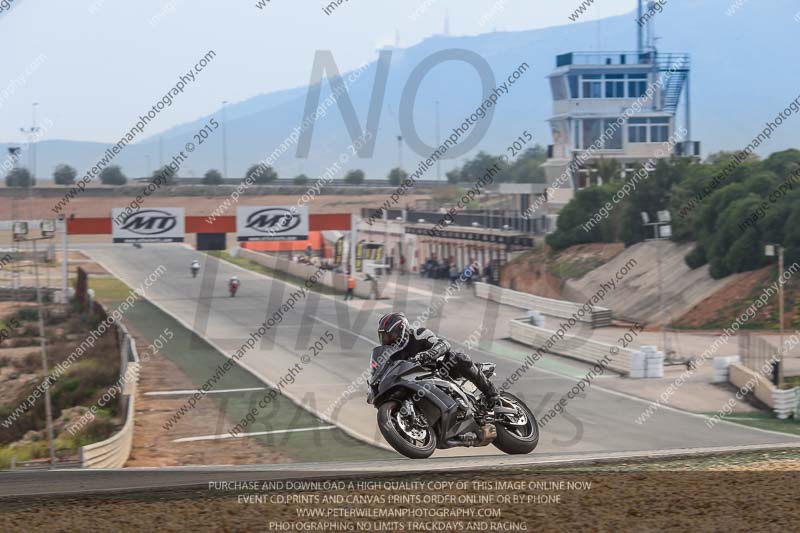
[{"xmin": 207, "ymin": 250, "xmax": 344, "ymax": 297}]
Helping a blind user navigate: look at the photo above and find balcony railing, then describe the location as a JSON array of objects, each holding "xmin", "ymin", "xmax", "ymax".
[
  {"xmin": 556, "ymin": 51, "xmax": 690, "ymax": 71},
  {"xmin": 556, "ymin": 51, "xmax": 655, "ymax": 67}
]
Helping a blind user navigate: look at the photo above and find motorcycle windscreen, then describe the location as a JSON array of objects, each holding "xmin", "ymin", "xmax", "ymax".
[{"xmin": 369, "ymin": 344, "xmax": 400, "ymax": 385}]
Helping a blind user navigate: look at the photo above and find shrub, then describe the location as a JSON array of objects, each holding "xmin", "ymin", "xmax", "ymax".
[
  {"xmin": 203, "ymin": 169, "xmax": 223, "ymax": 185},
  {"xmin": 53, "ymin": 164, "xmax": 77, "ymax": 185},
  {"xmin": 11, "ymin": 353, "xmax": 40, "ymax": 373},
  {"xmin": 685, "ymin": 245, "xmax": 707, "ymax": 269},
  {"xmin": 15, "ymin": 308, "xmax": 39, "ymax": 322},
  {"xmin": 98, "ymin": 166, "xmax": 127, "ymax": 185}
]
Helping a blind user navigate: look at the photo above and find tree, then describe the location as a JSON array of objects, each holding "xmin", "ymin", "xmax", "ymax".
[
  {"xmin": 99, "ymin": 166, "xmax": 127, "ymax": 185},
  {"xmin": 151, "ymin": 165, "xmax": 177, "ymax": 185},
  {"xmin": 203, "ymin": 169, "xmax": 223, "ymax": 185},
  {"xmin": 344, "ymin": 169, "xmax": 365, "ymax": 185},
  {"xmin": 245, "ymin": 164, "xmax": 277, "ymax": 184},
  {"xmin": 293, "ymin": 174, "xmax": 309, "ymax": 185},
  {"xmin": 509, "ymin": 145, "xmax": 547, "ymax": 183},
  {"xmin": 53, "ymin": 164, "xmax": 77, "ymax": 185},
  {"xmin": 5, "ymin": 168, "xmax": 34, "ymax": 187},
  {"xmin": 763, "ymin": 149, "xmax": 800, "ymax": 177},
  {"xmin": 387, "ymin": 168, "xmax": 408, "ymax": 186},
  {"xmin": 460, "ymin": 151, "xmax": 508, "ymax": 183},
  {"xmin": 595, "ymin": 158, "xmax": 622, "ymax": 184},
  {"xmin": 705, "ymin": 151, "xmax": 759, "ymax": 165}
]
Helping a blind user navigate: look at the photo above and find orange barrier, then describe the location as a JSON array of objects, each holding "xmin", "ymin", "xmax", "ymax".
[{"xmin": 242, "ymin": 231, "xmax": 324, "ymax": 252}]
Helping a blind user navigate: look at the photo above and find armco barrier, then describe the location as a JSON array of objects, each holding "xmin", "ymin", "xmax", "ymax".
[
  {"xmin": 729, "ymin": 363, "xmax": 799, "ymax": 419},
  {"xmin": 509, "ymin": 318, "xmax": 632, "ymax": 375},
  {"xmin": 237, "ymin": 248, "xmax": 387, "ymax": 299},
  {"xmin": 79, "ymin": 318, "xmax": 139, "ymax": 468},
  {"xmin": 475, "ymin": 282, "xmax": 612, "ymax": 328}
]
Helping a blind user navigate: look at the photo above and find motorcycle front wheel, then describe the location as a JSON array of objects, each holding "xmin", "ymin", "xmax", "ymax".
[
  {"xmin": 377, "ymin": 401, "xmax": 437, "ymax": 459},
  {"xmin": 492, "ymin": 392, "xmax": 539, "ymax": 455}
]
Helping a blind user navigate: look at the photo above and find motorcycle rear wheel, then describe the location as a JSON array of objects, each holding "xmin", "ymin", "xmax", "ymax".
[{"xmin": 377, "ymin": 401, "xmax": 437, "ymax": 459}]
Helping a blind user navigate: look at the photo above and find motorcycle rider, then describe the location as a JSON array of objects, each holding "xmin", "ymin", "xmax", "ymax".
[
  {"xmin": 376, "ymin": 312, "xmax": 500, "ymax": 408},
  {"xmin": 190, "ymin": 259, "xmax": 200, "ymax": 277},
  {"xmin": 229, "ymin": 275, "xmax": 240, "ymax": 295}
]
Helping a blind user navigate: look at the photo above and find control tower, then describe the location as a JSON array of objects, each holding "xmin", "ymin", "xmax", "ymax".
[{"xmin": 542, "ymin": 0, "xmax": 699, "ymax": 190}]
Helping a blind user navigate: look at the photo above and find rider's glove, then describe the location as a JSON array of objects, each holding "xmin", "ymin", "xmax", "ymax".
[{"xmin": 415, "ymin": 350, "xmax": 435, "ymax": 366}]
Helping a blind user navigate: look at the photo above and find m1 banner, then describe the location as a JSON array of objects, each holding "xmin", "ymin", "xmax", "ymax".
[
  {"xmin": 237, "ymin": 206, "xmax": 309, "ymax": 242},
  {"xmin": 111, "ymin": 207, "xmax": 185, "ymax": 243}
]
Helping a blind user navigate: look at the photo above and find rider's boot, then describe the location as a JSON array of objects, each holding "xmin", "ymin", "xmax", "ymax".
[{"xmin": 465, "ymin": 364, "xmax": 500, "ymax": 409}]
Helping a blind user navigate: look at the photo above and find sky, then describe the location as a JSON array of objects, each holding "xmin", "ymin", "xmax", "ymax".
[{"xmin": 0, "ymin": 0, "xmax": 636, "ymax": 145}]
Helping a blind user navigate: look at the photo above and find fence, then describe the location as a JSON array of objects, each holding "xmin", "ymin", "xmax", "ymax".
[
  {"xmin": 360, "ymin": 208, "xmax": 547, "ymax": 234},
  {"xmin": 0, "ymin": 287, "xmax": 58, "ymax": 302},
  {"xmin": 509, "ymin": 318, "xmax": 632, "ymax": 375},
  {"xmin": 738, "ymin": 332, "xmax": 779, "ymax": 381},
  {"xmin": 475, "ymin": 282, "xmax": 613, "ymax": 328},
  {"xmin": 78, "ymin": 304, "xmax": 140, "ymax": 468}
]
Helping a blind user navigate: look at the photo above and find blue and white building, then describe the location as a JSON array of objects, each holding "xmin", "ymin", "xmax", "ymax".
[{"xmin": 542, "ymin": 2, "xmax": 699, "ymax": 190}]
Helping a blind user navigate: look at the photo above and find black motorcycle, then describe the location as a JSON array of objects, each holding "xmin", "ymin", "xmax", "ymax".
[{"xmin": 367, "ymin": 345, "xmax": 539, "ymax": 459}]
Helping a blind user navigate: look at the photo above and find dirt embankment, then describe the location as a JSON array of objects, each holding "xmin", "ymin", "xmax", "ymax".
[
  {"xmin": 673, "ymin": 264, "xmax": 800, "ymax": 330},
  {"xmin": 500, "ymin": 243, "xmax": 624, "ymax": 299}
]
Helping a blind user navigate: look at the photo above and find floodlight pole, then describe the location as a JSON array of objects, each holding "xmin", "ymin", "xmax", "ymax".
[
  {"xmin": 779, "ymin": 245, "xmax": 785, "ymax": 386},
  {"xmin": 31, "ymin": 237, "xmax": 56, "ymax": 466},
  {"xmin": 766, "ymin": 243, "xmax": 785, "ymax": 387},
  {"xmin": 15, "ymin": 226, "xmax": 57, "ymax": 467},
  {"xmin": 643, "ymin": 211, "xmax": 672, "ymax": 356},
  {"xmin": 60, "ymin": 215, "xmax": 68, "ymax": 300}
]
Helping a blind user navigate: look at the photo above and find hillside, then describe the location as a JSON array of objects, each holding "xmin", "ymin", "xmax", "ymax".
[{"xmin": 7, "ymin": 0, "xmax": 800, "ymax": 181}]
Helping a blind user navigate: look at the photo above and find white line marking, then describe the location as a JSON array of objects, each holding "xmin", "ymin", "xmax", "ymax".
[
  {"xmin": 144, "ymin": 387, "xmax": 267, "ymax": 397},
  {"xmin": 173, "ymin": 425, "xmax": 336, "ymax": 443}
]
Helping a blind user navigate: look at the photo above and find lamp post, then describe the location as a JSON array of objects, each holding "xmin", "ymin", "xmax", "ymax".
[
  {"xmin": 642, "ymin": 210, "xmax": 672, "ymax": 357},
  {"xmin": 435, "ymin": 100, "xmax": 441, "ymax": 180},
  {"xmin": 13, "ymin": 219, "xmax": 58, "ymax": 466},
  {"xmin": 221, "ymin": 101, "xmax": 229, "ymax": 180},
  {"xmin": 397, "ymin": 135, "xmax": 403, "ymax": 171},
  {"xmin": 19, "ymin": 103, "xmax": 40, "ymax": 181},
  {"xmin": 765, "ymin": 243, "xmax": 785, "ymax": 387}
]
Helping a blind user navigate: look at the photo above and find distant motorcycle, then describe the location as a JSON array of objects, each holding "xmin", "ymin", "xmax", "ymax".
[
  {"xmin": 229, "ymin": 279, "xmax": 240, "ymax": 297},
  {"xmin": 190, "ymin": 262, "xmax": 200, "ymax": 278},
  {"xmin": 367, "ymin": 345, "xmax": 539, "ymax": 459}
]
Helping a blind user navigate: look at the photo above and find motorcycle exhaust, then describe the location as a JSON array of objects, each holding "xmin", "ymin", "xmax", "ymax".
[
  {"xmin": 445, "ymin": 424, "xmax": 497, "ymax": 448},
  {"xmin": 477, "ymin": 423, "xmax": 497, "ymax": 446}
]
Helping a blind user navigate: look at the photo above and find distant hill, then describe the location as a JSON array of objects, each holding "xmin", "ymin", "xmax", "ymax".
[{"xmin": 5, "ymin": 0, "xmax": 799, "ymax": 183}]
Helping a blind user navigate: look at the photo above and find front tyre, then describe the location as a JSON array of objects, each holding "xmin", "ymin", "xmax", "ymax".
[
  {"xmin": 493, "ymin": 392, "xmax": 539, "ymax": 455},
  {"xmin": 377, "ymin": 401, "xmax": 436, "ymax": 459}
]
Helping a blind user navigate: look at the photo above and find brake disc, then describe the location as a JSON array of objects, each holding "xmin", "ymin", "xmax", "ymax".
[{"xmin": 396, "ymin": 412, "xmax": 427, "ymax": 440}]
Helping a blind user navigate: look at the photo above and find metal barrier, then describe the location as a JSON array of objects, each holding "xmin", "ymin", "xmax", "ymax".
[
  {"xmin": 475, "ymin": 282, "xmax": 613, "ymax": 328},
  {"xmin": 79, "ymin": 320, "xmax": 140, "ymax": 469},
  {"xmin": 509, "ymin": 318, "xmax": 632, "ymax": 375}
]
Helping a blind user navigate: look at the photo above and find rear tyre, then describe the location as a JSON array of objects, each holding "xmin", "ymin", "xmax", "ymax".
[
  {"xmin": 492, "ymin": 392, "xmax": 539, "ymax": 455},
  {"xmin": 377, "ymin": 401, "xmax": 437, "ymax": 459}
]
